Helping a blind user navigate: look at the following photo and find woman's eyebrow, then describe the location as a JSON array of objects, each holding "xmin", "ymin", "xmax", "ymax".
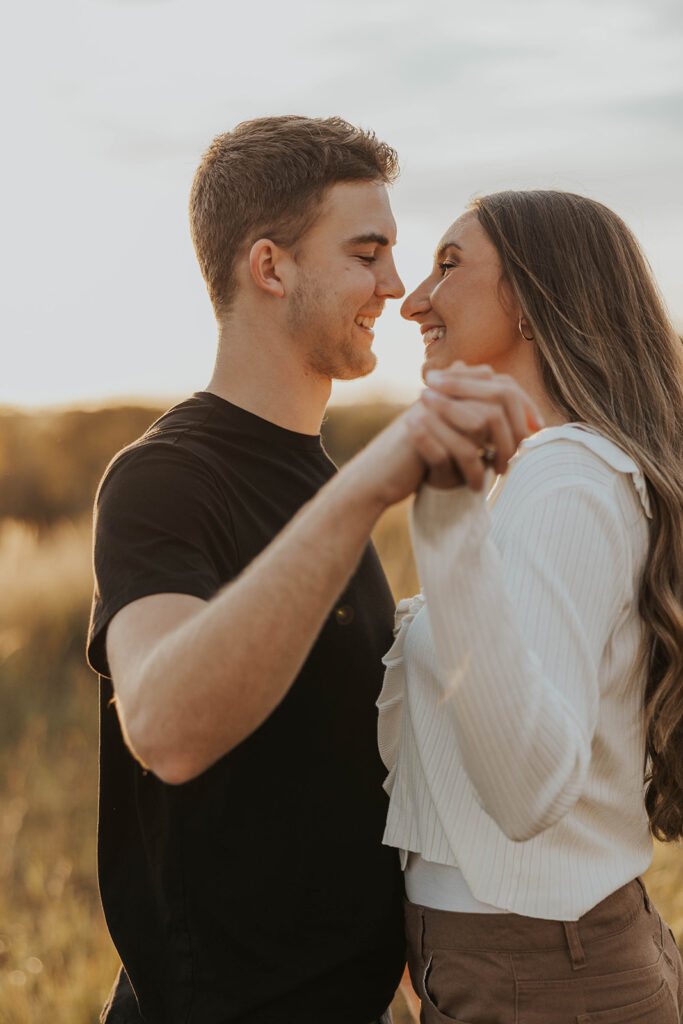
[{"xmin": 435, "ymin": 240, "xmax": 463, "ymax": 260}]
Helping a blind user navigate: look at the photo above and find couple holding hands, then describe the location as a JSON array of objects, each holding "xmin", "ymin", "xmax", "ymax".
[{"xmin": 87, "ymin": 116, "xmax": 683, "ymax": 1023}]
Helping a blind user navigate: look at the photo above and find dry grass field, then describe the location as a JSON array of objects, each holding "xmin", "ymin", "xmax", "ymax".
[{"xmin": 0, "ymin": 408, "xmax": 681, "ymax": 1023}]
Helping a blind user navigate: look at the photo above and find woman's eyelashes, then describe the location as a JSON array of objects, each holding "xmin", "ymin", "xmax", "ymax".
[{"xmin": 437, "ymin": 259, "xmax": 458, "ymax": 276}]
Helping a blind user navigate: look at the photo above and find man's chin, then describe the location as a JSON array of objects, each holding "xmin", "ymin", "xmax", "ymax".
[{"xmin": 333, "ymin": 350, "xmax": 377, "ymax": 381}]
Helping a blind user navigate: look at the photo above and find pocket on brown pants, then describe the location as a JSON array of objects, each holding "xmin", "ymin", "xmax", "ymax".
[
  {"xmin": 416, "ymin": 948, "xmax": 679, "ymax": 1024},
  {"xmin": 405, "ymin": 887, "xmax": 683, "ymax": 1024},
  {"xmin": 515, "ymin": 953, "xmax": 676, "ymax": 1023},
  {"xmin": 415, "ymin": 948, "xmax": 516, "ymax": 1024}
]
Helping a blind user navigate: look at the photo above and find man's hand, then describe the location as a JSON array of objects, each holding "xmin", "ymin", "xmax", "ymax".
[{"xmin": 405, "ymin": 362, "xmax": 544, "ymax": 490}]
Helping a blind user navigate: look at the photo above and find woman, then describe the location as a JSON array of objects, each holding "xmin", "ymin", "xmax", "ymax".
[{"xmin": 376, "ymin": 190, "xmax": 683, "ymax": 1022}]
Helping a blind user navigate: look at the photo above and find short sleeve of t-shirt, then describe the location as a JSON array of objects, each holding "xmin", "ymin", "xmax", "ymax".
[{"xmin": 87, "ymin": 441, "xmax": 238, "ymax": 678}]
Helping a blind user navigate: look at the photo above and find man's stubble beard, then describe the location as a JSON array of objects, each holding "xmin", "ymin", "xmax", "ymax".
[{"xmin": 287, "ymin": 276, "xmax": 377, "ymax": 382}]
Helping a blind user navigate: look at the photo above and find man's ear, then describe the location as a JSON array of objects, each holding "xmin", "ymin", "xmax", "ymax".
[{"xmin": 248, "ymin": 239, "xmax": 289, "ymax": 297}]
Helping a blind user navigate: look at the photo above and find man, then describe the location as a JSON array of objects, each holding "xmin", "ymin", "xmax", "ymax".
[{"xmin": 87, "ymin": 115, "xmax": 409, "ymax": 1024}]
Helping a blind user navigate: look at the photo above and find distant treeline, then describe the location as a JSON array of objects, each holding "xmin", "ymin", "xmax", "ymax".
[{"xmin": 0, "ymin": 400, "xmax": 404, "ymax": 527}]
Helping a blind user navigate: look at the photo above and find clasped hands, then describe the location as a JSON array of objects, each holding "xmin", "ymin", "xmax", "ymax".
[{"xmin": 406, "ymin": 361, "xmax": 544, "ymax": 492}]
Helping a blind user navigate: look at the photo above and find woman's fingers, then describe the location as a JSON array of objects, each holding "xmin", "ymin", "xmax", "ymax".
[
  {"xmin": 421, "ymin": 390, "xmax": 516, "ymax": 477},
  {"xmin": 424, "ymin": 371, "xmax": 534, "ymax": 445},
  {"xmin": 405, "ymin": 364, "xmax": 545, "ymax": 490},
  {"xmin": 425, "ymin": 366, "xmax": 544, "ymax": 440},
  {"xmin": 435, "ymin": 360, "xmax": 495, "ymax": 379}
]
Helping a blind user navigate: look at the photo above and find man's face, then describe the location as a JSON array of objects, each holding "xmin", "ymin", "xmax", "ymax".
[{"xmin": 286, "ymin": 180, "xmax": 404, "ymax": 380}]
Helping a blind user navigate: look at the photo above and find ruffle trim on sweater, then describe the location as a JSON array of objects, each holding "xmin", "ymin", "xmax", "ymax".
[{"xmin": 376, "ymin": 592, "xmax": 424, "ymax": 794}]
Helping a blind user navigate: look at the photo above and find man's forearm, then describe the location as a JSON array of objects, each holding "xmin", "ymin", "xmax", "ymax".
[{"xmin": 120, "ymin": 453, "xmax": 390, "ymax": 783}]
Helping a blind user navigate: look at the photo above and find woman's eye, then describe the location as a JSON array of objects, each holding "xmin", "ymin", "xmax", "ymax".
[{"xmin": 438, "ymin": 260, "xmax": 457, "ymax": 276}]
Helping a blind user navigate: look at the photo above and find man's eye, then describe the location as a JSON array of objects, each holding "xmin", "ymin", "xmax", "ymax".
[
  {"xmin": 357, "ymin": 255, "xmax": 376, "ymax": 264},
  {"xmin": 438, "ymin": 260, "xmax": 457, "ymax": 276}
]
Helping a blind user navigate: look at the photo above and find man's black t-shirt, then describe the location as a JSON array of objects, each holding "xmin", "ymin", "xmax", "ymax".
[{"xmin": 87, "ymin": 392, "xmax": 405, "ymax": 1024}]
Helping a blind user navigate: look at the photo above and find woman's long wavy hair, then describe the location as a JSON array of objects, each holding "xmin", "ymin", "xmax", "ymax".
[{"xmin": 473, "ymin": 190, "xmax": 683, "ymax": 841}]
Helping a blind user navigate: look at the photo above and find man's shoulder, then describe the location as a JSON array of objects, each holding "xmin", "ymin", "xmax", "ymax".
[
  {"xmin": 111, "ymin": 392, "xmax": 220, "ymax": 462},
  {"xmin": 135, "ymin": 392, "xmax": 221, "ymax": 446},
  {"xmin": 97, "ymin": 393, "xmax": 234, "ymax": 500}
]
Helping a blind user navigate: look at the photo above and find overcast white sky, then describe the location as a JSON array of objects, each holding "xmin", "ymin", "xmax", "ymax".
[{"xmin": 2, "ymin": 0, "xmax": 682, "ymax": 408}]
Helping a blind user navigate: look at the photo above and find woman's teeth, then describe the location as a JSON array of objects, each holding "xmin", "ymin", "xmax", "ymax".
[
  {"xmin": 424, "ymin": 327, "xmax": 446, "ymax": 345},
  {"xmin": 355, "ymin": 316, "xmax": 376, "ymax": 329}
]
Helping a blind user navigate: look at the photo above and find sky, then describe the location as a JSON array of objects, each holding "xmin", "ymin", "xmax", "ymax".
[{"xmin": 2, "ymin": 0, "xmax": 682, "ymax": 409}]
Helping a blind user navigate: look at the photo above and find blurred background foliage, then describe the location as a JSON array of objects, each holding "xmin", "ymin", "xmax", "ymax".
[
  {"xmin": 0, "ymin": 402, "xmax": 404, "ymax": 527},
  {"xmin": 0, "ymin": 401, "xmax": 680, "ymax": 1023}
]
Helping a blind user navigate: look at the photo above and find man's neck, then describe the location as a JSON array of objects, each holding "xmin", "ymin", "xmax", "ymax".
[{"xmin": 206, "ymin": 322, "xmax": 332, "ymax": 436}]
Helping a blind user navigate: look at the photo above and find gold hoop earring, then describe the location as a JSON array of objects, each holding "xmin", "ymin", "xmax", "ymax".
[{"xmin": 518, "ymin": 316, "xmax": 534, "ymax": 341}]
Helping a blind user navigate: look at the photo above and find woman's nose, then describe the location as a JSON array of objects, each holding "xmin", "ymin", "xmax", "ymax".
[{"xmin": 400, "ymin": 281, "xmax": 431, "ymax": 321}]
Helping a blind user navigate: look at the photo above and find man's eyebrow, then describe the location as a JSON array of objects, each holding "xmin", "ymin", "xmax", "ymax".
[
  {"xmin": 344, "ymin": 232, "xmax": 391, "ymax": 247},
  {"xmin": 435, "ymin": 240, "xmax": 463, "ymax": 260}
]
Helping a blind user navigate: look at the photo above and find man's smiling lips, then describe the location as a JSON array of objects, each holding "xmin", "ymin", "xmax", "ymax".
[{"xmin": 354, "ymin": 310, "xmax": 384, "ymax": 337}]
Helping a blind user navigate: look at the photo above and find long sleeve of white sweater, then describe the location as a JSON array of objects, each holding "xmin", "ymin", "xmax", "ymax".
[
  {"xmin": 413, "ymin": 459, "xmax": 626, "ymax": 841},
  {"xmin": 378, "ymin": 426, "xmax": 654, "ymax": 918}
]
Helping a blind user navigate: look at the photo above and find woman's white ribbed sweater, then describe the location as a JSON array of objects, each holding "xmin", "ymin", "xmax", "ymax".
[{"xmin": 377, "ymin": 425, "xmax": 654, "ymax": 921}]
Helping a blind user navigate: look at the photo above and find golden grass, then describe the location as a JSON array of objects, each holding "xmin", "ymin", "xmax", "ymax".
[
  {"xmin": 0, "ymin": 518, "xmax": 119, "ymax": 1022},
  {"xmin": 0, "ymin": 509, "xmax": 680, "ymax": 1022},
  {"xmin": 372, "ymin": 499, "xmax": 421, "ymax": 603}
]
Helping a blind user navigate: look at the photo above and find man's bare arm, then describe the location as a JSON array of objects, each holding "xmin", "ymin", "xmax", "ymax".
[
  {"xmin": 106, "ymin": 414, "xmax": 422, "ymax": 784},
  {"xmin": 107, "ymin": 374, "xmax": 541, "ymax": 785}
]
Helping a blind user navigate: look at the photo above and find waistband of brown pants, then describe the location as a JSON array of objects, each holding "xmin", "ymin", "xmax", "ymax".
[{"xmin": 405, "ymin": 877, "xmax": 650, "ymax": 954}]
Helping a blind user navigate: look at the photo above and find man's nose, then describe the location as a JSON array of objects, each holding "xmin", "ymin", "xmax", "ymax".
[{"xmin": 378, "ymin": 260, "xmax": 405, "ymax": 300}]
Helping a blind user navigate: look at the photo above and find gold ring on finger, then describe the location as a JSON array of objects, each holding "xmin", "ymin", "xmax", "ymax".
[{"xmin": 477, "ymin": 443, "xmax": 498, "ymax": 465}]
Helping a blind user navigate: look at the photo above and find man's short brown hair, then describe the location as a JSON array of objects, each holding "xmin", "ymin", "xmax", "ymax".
[{"xmin": 189, "ymin": 115, "xmax": 399, "ymax": 315}]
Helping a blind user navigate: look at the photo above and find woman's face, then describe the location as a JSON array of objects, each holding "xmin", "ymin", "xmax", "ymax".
[{"xmin": 401, "ymin": 212, "xmax": 521, "ymax": 379}]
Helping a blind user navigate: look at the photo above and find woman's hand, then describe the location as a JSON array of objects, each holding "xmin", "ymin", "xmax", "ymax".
[
  {"xmin": 406, "ymin": 362, "xmax": 544, "ymax": 491},
  {"xmin": 347, "ymin": 362, "xmax": 544, "ymax": 512}
]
